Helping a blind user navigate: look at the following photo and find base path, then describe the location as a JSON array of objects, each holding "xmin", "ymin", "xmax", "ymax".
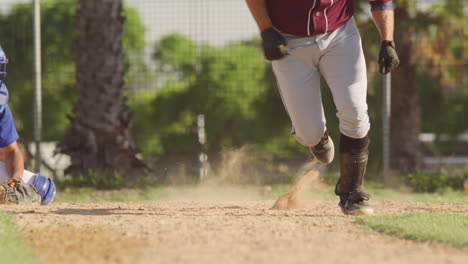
[{"xmin": 2, "ymin": 200, "xmax": 467, "ymax": 264}]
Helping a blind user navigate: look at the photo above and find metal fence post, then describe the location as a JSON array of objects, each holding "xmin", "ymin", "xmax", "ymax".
[
  {"xmin": 382, "ymin": 73, "xmax": 391, "ymax": 183},
  {"xmin": 197, "ymin": 114, "xmax": 208, "ymax": 179},
  {"xmin": 33, "ymin": 0, "xmax": 42, "ymax": 172}
]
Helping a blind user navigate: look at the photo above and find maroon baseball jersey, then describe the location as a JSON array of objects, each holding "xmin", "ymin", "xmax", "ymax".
[{"xmin": 267, "ymin": 0, "xmax": 393, "ymax": 36}]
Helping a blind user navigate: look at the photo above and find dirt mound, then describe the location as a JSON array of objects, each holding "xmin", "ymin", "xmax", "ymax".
[{"xmin": 2, "ymin": 199, "xmax": 467, "ymax": 264}]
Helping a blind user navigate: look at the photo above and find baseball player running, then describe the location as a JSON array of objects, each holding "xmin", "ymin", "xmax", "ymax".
[{"xmin": 246, "ymin": 0, "xmax": 399, "ymax": 215}]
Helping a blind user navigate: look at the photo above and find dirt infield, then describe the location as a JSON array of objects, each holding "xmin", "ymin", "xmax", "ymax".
[{"xmin": 2, "ymin": 199, "xmax": 467, "ymax": 264}]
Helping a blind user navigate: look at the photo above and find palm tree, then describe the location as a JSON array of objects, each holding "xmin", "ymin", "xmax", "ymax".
[
  {"xmin": 359, "ymin": 0, "xmax": 465, "ymax": 171},
  {"xmin": 390, "ymin": 0, "xmax": 465, "ymax": 170},
  {"xmin": 57, "ymin": 0, "xmax": 147, "ymax": 176},
  {"xmin": 390, "ymin": 1, "xmax": 422, "ymax": 170}
]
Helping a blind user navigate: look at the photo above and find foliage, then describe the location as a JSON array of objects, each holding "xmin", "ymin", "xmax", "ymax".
[
  {"xmin": 356, "ymin": 0, "xmax": 468, "ymax": 171},
  {"xmin": 1, "ymin": 0, "xmax": 466, "ymax": 179},
  {"xmin": 0, "ymin": 212, "xmax": 39, "ymax": 264},
  {"xmin": 128, "ymin": 91, "xmax": 164, "ymax": 156},
  {"xmin": 411, "ymin": 0, "xmax": 466, "ymax": 90},
  {"xmin": 402, "ymin": 170, "xmax": 467, "ymax": 192},
  {"xmin": 357, "ymin": 213, "xmax": 468, "ymax": 248},
  {"xmin": 55, "ymin": 185, "xmax": 168, "ymax": 203},
  {"xmin": 138, "ymin": 31, "xmax": 387, "ymax": 163},
  {"xmin": 0, "ymin": 0, "xmax": 77, "ymax": 141},
  {"xmin": 56, "ymin": 170, "xmax": 159, "ymax": 189},
  {"xmin": 0, "ymin": 0, "xmax": 146, "ymax": 142},
  {"xmin": 146, "ymin": 33, "xmax": 393, "ymax": 162},
  {"xmin": 131, "ymin": 33, "xmax": 301, "ymax": 157},
  {"xmin": 122, "ymin": 2, "xmax": 148, "ymax": 89},
  {"xmin": 419, "ymin": 71, "xmax": 468, "ymax": 136},
  {"xmin": 395, "ymin": 0, "xmax": 467, "ymax": 127}
]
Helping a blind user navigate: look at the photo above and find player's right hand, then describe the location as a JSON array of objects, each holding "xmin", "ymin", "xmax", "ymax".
[
  {"xmin": 378, "ymin": 40, "xmax": 399, "ymax": 74},
  {"xmin": 260, "ymin": 28, "xmax": 287, "ymax": 61}
]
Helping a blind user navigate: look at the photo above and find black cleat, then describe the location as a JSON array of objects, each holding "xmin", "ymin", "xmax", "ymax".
[
  {"xmin": 309, "ymin": 131, "xmax": 334, "ymax": 165},
  {"xmin": 338, "ymin": 190, "xmax": 374, "ymax": 216}
]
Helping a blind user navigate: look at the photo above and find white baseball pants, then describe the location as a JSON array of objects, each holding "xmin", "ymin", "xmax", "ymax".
[{"xmin": 272, "ymin": 18, "xmax": 370, "ymax": 147}]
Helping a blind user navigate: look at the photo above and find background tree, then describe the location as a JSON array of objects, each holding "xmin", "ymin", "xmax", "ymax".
[
  {"xmin": 1, "ymin": 0, "xmax": 466, "ymax": 180},
  {"xmin": 390, "ymin": 1, "xmax": 422, "ymax": 171},
  {"xmin": 57, "ymin": 0, "xmax": 147, "ymax": 176},
  {"xmin": 0, "ymin": 1, "xmax": 77, "ymax": 145},
  {"xmin": 391, "ymin": 0, "xmax": 466, "ymax": 170},
  {"xmin": 357, "ymin": 0, "xmax": 466, "ymax": 172},
  {"xmin": 129, "ymin": 34, "xmax": 298, "ymax": 159},
  {"xmin": 0, "ymin": 0, "xmax": 146, "ymax": 167}
]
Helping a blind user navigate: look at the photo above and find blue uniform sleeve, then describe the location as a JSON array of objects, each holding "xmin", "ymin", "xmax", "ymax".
[
  {"xmin": 369, "ymin": 0, "xmax": 394, "ymax": 11},
  {"xmin": 0, "ymin": 105, "xmax": 19, "ymax": 148}
]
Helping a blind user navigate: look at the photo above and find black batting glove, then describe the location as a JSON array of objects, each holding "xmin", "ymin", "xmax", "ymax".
[
  {"xmin": 261, "ymin": 27, "xmax": 287, "ymax": 61},
  {"xmin": 378, "ymin": 40, "xmax": 400, "ymax": 74}
]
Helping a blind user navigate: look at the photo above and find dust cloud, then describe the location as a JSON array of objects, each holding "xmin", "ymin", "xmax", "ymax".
[
  {"xmin": 271, "ymin": 168, "xmax": 321, "ymax": 210},
  {"xmin": 160, "ymin": 146, "xmax": 324, "ymax": 204}
]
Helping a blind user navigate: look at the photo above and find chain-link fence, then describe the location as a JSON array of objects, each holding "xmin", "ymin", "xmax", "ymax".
[{"xmin": 0, "ymin": 0, "xmax": 466, "ymax": 179}]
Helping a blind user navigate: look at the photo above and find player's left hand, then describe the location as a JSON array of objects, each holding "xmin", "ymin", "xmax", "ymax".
[
  {"xmin": 378, "ymin": 40, "xmax": 399, "ymax": 74},
  {"xmin": 5, "ymin": 177, "xmax": 22, "ymax": 188}
]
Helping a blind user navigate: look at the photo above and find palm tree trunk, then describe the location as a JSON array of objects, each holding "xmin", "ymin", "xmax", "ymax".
[
  {"xmin": 57, "ymin": 0, "xmax": 147, "ymax": 176},
  {"xmin": 390, "ymin": 3, "xmax": 422, "ymax": 171}
]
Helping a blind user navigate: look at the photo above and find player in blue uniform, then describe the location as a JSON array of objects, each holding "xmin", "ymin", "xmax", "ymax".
[{"xmin": 0, "ymin": 45, "xmax": 55, "ymax": 205}]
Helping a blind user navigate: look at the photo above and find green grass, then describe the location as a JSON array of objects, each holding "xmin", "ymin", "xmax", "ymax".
[
  {"xmin": 356, "ymin": 213, "xmax": 468, "ymax": 248},
  {"xmin": 367, "ymin": 187, "xmax": 468, "ymax": 203},
  {"xmin": 267, "ymin": 183, "xmax": 468, "ymax": 203},
  {"xmin": 0, "ymin": 212, "xmax": 39, "ymax": 264}
]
